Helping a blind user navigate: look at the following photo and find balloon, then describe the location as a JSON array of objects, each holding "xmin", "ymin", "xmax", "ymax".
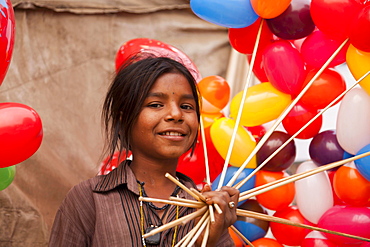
[
  {"xmin": 349, "ymin": 5, "xmax": 370, "ymax": 52},
  {"xmin": 301, "ymin": 231, "xmax": 338, "ymax": 247},
  {"xmin": 250, "ymin": 0, "xmax": 291, "ymax": 19},
  {"xmin": 295, "ymin": 161, "xmax": 334, "ymax": 224},
  {"xmin": 115, "ymin": 38, "xmax": 201, "ymax": 82},
  {"xmin": 201, "ymin": 111, "xmax": 223, "ymax": 129},
  {"xmin": 266, "ymin": 0, "xmax": 315, "ymax": 40},
  {"xmin": 247, "ymin": 51, "xmax": 269, "ymax": 83},
  {"xmin": 98, "ymin": 150, "xmax": 132, "ymax": 175},
  {"xmin": 310, "ymin": 0, "xmax": 363, "ymax": 41},
  {"xmin": 282, "ymin": 103, "xmax": 323, "ymax": 139},
  {"xmin": 333, "ymin": 162, "xmax": 370, "ymax": 206},
  {"xmin": 256, "ymin": 131, "xmax": 296, "ymax": 172},
  {"xmin": 0, "ymin": 103, "xmax": 43, "ymax": 168},
  {"xmin": 318, "ymin": 205, "xmax": 370, "ymax": 245},
  {"xmin": 336, "ymin": 88, "xmax": 370, "ymax": 154},
  {"xmin": 255, "ymin": 170, "xmax": 295, "ymax": 211},
  {"xmin": 309, "ymin": 130, "xmax": 345, "ymax": 167},
  {"xmin": 0, "ymin": 0, "xmax": 15, "ymax": 86},
  {"xmin": 354, "ymin": 144, "xmax": 370, "ymax": 181},
  {"xmin": 210, "ymin": 118, "xmax": 257, "ymax": 168},
  {"xmin": 229, "ymin": 18, "xmax": 274, "ymax": 55},
  {"xmin": 234, "ymin": 199, "xmax": 270, "ymax": 242},
  {"xmin": 346, "ymin": 44, "xmax": 370, "ymax": 96},
  {"xmin": 212, "ymin": 166, "xmax": 256, "ymax": 197},
  {"xmin": 328, "ymin": 170, "xmax": 346, "ymax": 205},
  {"xmin": 245, "ymin": 125, "xmax": 266, "ymax": 143},
  {"xmin": 299, "ymin": 68, "xmax": 346, "ymax": 111},
  {"xmin": 270, "ymin": 206, "xmax": 312, "ymax": 246},
  {"xmin": 228, "ymin": 228, "xmax": 247, "ymax": 247},
  {"xmin": 252, "ymin": 238, "xmax": 283, "ymax": 247},
  {"xmin": 230, "ymin": 82, "xmax": 291, "ymax": 127},
  {"xmin": 198, "ymin": 75, "xmax": 230, "ymax": 113},
  {"xmin": 263, "ymin": 41, "xmax": 307, "ymax": 95},
  {"xmin": 0, "ymin": 165, "xmax": 15, "ymax": 191},
  {"xmin": 301, "ymin": 30, "xmax": 349, "ymax": 69},
  {"xmin": 190, "ymin": 0, "xmax": 259, "ymax": 28}
]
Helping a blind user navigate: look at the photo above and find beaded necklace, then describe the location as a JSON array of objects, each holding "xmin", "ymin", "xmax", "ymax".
[{"xmin": 138, "ymin": 182, "xmax": 179, "ymax": 246}]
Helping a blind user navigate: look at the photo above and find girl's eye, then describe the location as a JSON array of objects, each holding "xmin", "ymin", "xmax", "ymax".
[
  {"xmin": 181, "ymin": 104, "xmax": 194, "ymax": 110},
  {"xmin": 148, "ymin": 103, "xmax": 163, "ymax": 108}
]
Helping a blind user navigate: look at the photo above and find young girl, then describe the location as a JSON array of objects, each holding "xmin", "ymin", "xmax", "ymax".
[{"xmin": 49, "ymin": 55, "xmax": 239, "ymax": 246}]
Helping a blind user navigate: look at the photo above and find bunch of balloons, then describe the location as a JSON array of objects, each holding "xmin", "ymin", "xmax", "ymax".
[
  {"xmin": 188, "ymin": 0, "xmax": 370, "ymax": 246},
  {"xmin": 0, "ymin": 1, "xmax": 43, "ymax": 191}
]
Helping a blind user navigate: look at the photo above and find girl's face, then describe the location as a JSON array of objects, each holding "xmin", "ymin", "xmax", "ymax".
[{"xmin": 130, "ymin": 72, "xmax": 199, "ymax": 161}]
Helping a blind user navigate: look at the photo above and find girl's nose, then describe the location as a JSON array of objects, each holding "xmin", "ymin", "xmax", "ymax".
[{"xmin": 165, "ymin": 104, "xmax": 184, "ymax": 122}]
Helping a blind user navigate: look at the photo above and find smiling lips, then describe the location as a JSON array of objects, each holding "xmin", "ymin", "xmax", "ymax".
[{"xmin": 159, "ymin": 131, "xmax": 185, "ymax": 137}]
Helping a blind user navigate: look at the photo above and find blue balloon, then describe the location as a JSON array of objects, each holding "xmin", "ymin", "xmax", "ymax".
[
  {"xmin": 354, "ymin": 144, "xmax": 370, "ymax": 181},
  {"xmin": 233, "ymin": 221, "xmax": 266, "ymax": 242},
  {"xmin": 211, "ymin": 166, "xmax": 255, "ymax": 205},
  {"xmin": 190, "ymin": 0, "xmax": 259, "ymax": 28},
  {"xmin": 343, "ymin": 150, "xmax": 354, "ymax": 160}
]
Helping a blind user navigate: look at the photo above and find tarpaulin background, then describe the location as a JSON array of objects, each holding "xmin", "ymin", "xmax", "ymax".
[{"xmin": 0, "ymin": 1, "xmax": 233, "ymax": 246}]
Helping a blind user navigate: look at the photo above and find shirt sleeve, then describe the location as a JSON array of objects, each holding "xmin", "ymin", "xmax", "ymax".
[{"xmin": 48, "ymin": 180, "xmax": 96, "ymax": 247}]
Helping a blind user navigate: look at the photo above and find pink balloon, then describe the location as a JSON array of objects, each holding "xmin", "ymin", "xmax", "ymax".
[
  {"xmin": 301, "ymin": 30, "xmax": 349, "ymax": 69},
  {"xmin": 318, "ymin": 205, "xmax": 370, "ymax": 245},
  {"xmin": 262, "ymin": 40, "xmax": 307, "ymax": 95}
]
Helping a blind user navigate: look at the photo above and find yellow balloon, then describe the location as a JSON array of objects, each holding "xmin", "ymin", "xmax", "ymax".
[
  {"xmin": 210, "ymin": 117, "xmax": 257, "ymax": 168},
  {"xmin": 346, "ymin": 44, "xmax": 370, "ymax": 96},
  {"xmin": 230, "ymin": 82, "xmax": 291, "ymax": 127}
]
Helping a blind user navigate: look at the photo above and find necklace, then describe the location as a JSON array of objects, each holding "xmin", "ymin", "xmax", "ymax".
[{"xmin": 138, "ymin": 182, "xmax": 179, "ymax": 246}]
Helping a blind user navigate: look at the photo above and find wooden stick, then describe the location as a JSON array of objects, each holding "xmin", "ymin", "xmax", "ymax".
[
  {"xmin": 180, "ymin": 211, "xmax": 210, "ymax": 247},
  {"xmin": 230, "ymin": 225, "xmax": 255, "ymax": 247},
  {"xmin": 139, "ymin": 196, "xmax": 203, "ymax": 208},
  {"xmin": 226, "ymin": 38, "xmax": 350, "ymax": 187},
  {"xmin": 235, "ymin": 70, "xmax": 370, "ymax": 190},
  {"xmin": 217, "ymin": 19, "xmax": 264, "ymax": 189},
  {"xmin": 201, "ymin": 221, "xmax": 210, "ymax": 247},
  {"xmin": 237, "ymin": 209, "xmax": 370, "ymax": 242},
  {"xmin": 143, "ymin": 206, "xmax": 208, "ymax": 238},
  {"xmin": 165, "ymin": 173, "xmax": 201, "ymax": 201},
  {"xmin": 239, "ymin": 150, "xmax": 370, "ymax": 201},
  {"xmin": 187, "ymin": 212, "xmax": 210, "ymax": 246},
  {"xmin": 169, "ymin": 196, "xmax": 204, "ymax": 206}
]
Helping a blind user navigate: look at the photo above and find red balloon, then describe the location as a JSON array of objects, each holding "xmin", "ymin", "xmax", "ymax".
[
  {"xmin": 282, "ymin": 103, "xmax": 323, "ymax": 139},
  {"xmin": 229, "ymin": 18, "xmax": 274, "ymax": 55},
  {"xmin": 349, "ymin": 5, "xmax": 370, "ymax": 52},
  {"xmin": 0, "ymin": 0, "xmax": 15, "ymax": 86},
  {"xmin": 247, "ymin": 51, "xmax": 269, "ymax": 83},
  {"xmin": 115, "ymin": 38, "xmax": 201, "ymax": 82},
  {"xmin": 299, "ymin": 68, "xmax": 346, "ymax": 111},
  {"xmin": 245, "ymin": 124, "xmax": 266, "ymax": 143},
  {"xmin": 98, "ymin": 150, "xmax": 132, "ymax": 175},
  {"xmin": 0, "ymin": 103, "xmax": 43, "ymax": 168},
  {"xmin": 270, "ymin": 206, "xmax": 313, "ymax": 246},
  {"xmin": 327, "ymin": 170, "xmax": 346, "ymax": 205},
  {"xmin": 300, "ymin": 30, "xmax": 349, "ymax": 69},
  {"xmin": 262, "ymin": 40, "xmax": 307, "ymax": 95},
  {"xmin": 301, "ymin": 231, "xmax": 338, "ymax": 247},
  {"xmin": 310, "ymin": 0, "xmax": 364, "ymax": 41},
  {"xmin": 252, "ymin": 238, "xmax": 283, "ymax": 247}
]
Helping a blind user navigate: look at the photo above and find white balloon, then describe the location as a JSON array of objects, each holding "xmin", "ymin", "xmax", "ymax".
[
  {"xmin": 295, "ymin": 161, "xmax": 334, "ymax": 224},
  {"xmin": 336, "ymin": 88, "xmax": 370, "ymax": 154}
]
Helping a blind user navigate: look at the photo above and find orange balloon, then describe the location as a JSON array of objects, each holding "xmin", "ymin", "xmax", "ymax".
[
  {"xmin": 201, "ymin": 111, "xmax": 224, "ymax": 129},
  {"xmin": 251, "ymin": 0, "xmax": 291, "ymax": 19},
  {"xmin": 333, "ymin": 162, "xmax": 370, "ymax": 206},
  {"xmin": 252, "ymin": 238, "xmax": 283, "ymax": 247},
  {"xmin": 228, "ymin": 228, "xmax": 247, "ymax": 247},
  {"xmin": 198, "ymin": 75, "xmax": 230, "ymax": 113},
  {"xmin": 255, "ymin": 170, "xmax": 295, "ymax": 211}
]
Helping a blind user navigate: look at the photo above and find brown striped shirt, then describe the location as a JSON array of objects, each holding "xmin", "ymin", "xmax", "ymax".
[{"xmin": 49, "ymin": 160, "xmax": 234, "ymax": 246}]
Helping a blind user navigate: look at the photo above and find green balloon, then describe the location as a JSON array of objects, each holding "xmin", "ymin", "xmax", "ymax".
[{"xmin": 0, "ymin": 165, "xmax": 16, "ymax": 190}]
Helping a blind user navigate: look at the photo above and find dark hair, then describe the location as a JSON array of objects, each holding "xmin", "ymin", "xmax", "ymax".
[{"xmin": 102, "ymin": 54, "xmax": 201, "ymax": 164}]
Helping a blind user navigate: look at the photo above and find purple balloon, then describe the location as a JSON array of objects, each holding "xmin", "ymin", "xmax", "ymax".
[
  {"xmin": 256, "ymin": 131, "xmax": 296, "ymax": 172},
  {"xmin": 309, "ymin": 130, "xmax": 345, "ymax": 166},
  {"xmin": 266, "ymin": 0, "xmax": 315, "ymax": 40}
]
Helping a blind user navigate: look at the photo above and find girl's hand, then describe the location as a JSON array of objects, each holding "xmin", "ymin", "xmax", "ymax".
[{"xmin": 196, "ymin": 184, "xmax": 239, "ymax": 246}]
